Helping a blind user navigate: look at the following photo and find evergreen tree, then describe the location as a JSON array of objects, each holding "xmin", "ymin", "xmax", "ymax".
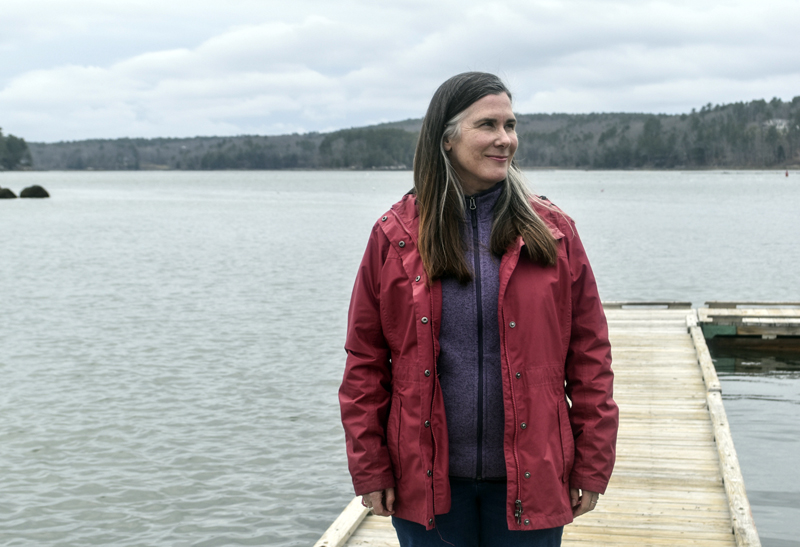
[{"xmin": 0, "ymin": 128, "xmax": 33, "ymax": 170}]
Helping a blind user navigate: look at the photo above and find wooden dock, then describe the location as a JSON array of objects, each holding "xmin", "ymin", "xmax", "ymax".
[
  {"xmin": 316, "ymin": 305, "xmax": 761, "ymax": 547},
  {"xmin": 699, "ymin": 302, "xmax": 800, "ymax": 353}
]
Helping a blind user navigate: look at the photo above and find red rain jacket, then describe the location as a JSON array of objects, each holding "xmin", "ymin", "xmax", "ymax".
[{"xmin": 339, "ymin": 193, "xmax": 618, "ymax": 530}]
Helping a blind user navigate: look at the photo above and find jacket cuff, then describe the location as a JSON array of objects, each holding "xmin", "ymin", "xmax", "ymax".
[
  {"xmin": 569, "ymin": 474, "xmax": 608, "ymax": 495},
  {"xmin": 353, "ymin": 473, "xmax": 396, "ymax": 497}
]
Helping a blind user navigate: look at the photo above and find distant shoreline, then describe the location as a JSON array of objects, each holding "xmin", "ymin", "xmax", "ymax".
[
  {"xmin": 11, "ymin": 96, "xmax": 800, "ymax": 171},
  {"xmin": 5, "ymin": 165, "xmax": 799, "ymax": 173}
]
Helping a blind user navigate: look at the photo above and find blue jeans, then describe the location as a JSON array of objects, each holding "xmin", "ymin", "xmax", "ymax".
[{"xmin": 392, "ymin": 477, "xmax": 563, "ymax": 547}]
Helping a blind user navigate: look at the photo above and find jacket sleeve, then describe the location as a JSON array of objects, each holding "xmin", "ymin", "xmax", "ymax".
[
  {"xmin": 339, "ymin": 221, "xmax": 396, "ymax": 496},
  {"xmin": 562, "ymin": 219, "xmax": 619, "ymax": 494}
]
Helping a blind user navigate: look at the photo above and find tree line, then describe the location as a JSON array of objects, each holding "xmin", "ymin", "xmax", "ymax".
[
  {"xmin": 22, "ymin": 96, "xmax": 800, "ymax": 170},
  {"xmin": 0, "ymin": 128, "xmax": 32, "ymax": 170},
  {"xmin": 515, "ymin": 97, "xmax": 800, "ymax": 168}
]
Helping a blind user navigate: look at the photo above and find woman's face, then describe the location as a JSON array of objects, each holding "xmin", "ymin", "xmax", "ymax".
[{"xmin": 444, "ymin": 93, "xmax": 518, "ymax": 195}]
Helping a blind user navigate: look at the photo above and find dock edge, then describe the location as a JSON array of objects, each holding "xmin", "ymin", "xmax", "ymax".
[
  {"xmin": 686, "ymin": 311, "xmax": 762, "ymax": 547},
  {"xmin": 312, "ymin": 496, "xmax": 370, "ymax": 547}
]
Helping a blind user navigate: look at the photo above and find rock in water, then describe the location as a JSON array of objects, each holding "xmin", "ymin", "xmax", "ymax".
[
  {"xmin": 0, "ymin": 187, "xmax": 18, "ymax": 199},
  {"xmin": 20, "ymin": 185, "xmax": 50, "ymax": 198}
]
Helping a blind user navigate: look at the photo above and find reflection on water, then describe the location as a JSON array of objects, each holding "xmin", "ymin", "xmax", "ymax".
[
  {"xmin": 714, "ymin": 350, "xmax": 800, "ymax": 375},
  {"xmin": 712, "ymin": 350, "xmax": 800, "ymax": 547}
]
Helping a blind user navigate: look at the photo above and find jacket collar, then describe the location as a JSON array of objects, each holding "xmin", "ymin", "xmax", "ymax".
[
  {"xmin": 532, "ymin": 202, "xmax": 565, "ymax": 241},
  {"xmin": 391, "ymin": 192, "xmax": 564, "ymax": 244},
  {"xmin": 390, "ymin": 193, "xmax": 420, "ymax": 243},
  {"xmin": 540, "ymin": 216, "xmax": 564, "ymax": 241}
]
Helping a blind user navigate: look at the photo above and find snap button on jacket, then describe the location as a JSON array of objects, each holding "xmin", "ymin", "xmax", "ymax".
[{"xmin": 339, "ymin": 194, "xmax": 618, "ymax": 531}]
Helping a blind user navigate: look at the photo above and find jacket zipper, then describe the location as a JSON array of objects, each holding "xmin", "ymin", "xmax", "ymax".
[{"xmin": 469, "ymin": 195, "xmax": 484, "ymax": 481}]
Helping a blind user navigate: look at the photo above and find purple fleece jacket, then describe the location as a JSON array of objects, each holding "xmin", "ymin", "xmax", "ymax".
[{"xmin": 438, "ymin": 181, "xmax": 505, "ymax": 479}]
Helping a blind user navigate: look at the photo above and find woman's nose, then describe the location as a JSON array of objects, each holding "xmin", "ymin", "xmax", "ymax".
[{"xmin": 495, "ymin": 129, "xmax": 511, "ymax": 147}]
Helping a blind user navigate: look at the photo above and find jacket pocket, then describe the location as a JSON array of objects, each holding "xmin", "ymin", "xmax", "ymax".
[
  {"xmin": 557, "ymin": 398, "xmax": 575, "ymax": 483},
  {"xmin": 387, "ymin": 395, "xmax": 402, "ymax": 480}
]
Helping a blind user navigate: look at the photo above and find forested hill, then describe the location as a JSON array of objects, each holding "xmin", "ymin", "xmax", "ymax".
[{"xmin": 27, "ymin": 97, "xmax": 800, "ymax": 170}]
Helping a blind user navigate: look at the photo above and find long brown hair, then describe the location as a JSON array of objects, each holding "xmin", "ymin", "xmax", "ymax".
[{"xmin": 413, "ymin": 72, "xmax": 558, "ymax": 283}]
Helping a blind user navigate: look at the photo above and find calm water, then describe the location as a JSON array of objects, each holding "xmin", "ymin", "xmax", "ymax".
[
  {"xmin": 0, "ymin": 170, "xmax": 798, "ymax": 546},
  {"xmin": 713, "ymin": 352, "xmax": 800, "ymax": 547}
]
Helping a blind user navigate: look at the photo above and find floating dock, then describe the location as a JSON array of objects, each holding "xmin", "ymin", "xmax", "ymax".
[
  {"xmin": 699, "ymin": 301, "xmax": 800, "ymax": 353},
  {"xmin": 316, "ymin": 304, "xmax": 767, "ymax": 547}
]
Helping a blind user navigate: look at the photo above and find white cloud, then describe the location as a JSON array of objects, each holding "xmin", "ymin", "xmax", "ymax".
[{"xmin": 1, "ymin": 0, "xmax": 799, "ymax": 141}]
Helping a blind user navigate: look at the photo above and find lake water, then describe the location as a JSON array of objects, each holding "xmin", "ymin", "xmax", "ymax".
[
  {"xmin": 0, "ymin": 170, "xmax": 798, "ymax": 546},
  {"xmin": 712, "ymin": 351, "xmax": 800, "ymax": 547}
]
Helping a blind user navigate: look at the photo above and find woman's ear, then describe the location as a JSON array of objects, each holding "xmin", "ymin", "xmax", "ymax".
[{"xmin": 443, "ymin": 138, "xmax": 452, "ymax": 152}]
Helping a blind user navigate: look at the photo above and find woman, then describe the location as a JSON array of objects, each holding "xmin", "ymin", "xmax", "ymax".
[{"xmin": 339, "ymin": 72, "xmax": 618, "ymax": 547}]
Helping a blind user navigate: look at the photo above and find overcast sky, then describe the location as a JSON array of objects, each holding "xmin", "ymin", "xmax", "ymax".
[{"xmin": 2, "ymin": 0, "xmax": 799, "ymax": 142}]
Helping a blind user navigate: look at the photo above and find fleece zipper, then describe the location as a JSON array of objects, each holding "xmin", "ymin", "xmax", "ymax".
[{"xmin": 468, "ymin": 195, "xmax": 484, "ymax": 480}]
